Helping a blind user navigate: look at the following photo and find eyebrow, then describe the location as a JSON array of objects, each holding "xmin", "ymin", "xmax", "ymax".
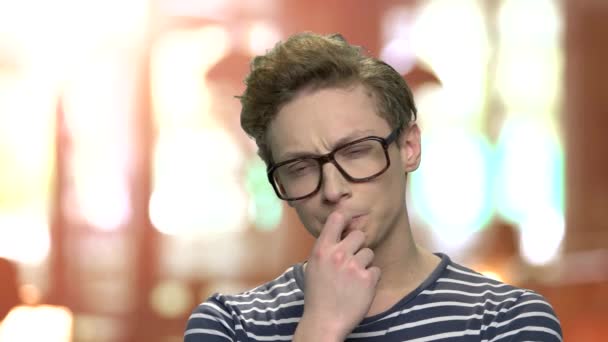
[{"xmin": 278, "ymin": 129, "xmax": 377, "ymax": 161}]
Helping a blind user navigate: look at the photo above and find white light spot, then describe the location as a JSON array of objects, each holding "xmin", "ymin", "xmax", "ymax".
[
  {"xmin": 519, "ymin": 207, "xmax": 565, "ymax": 266},
  {"xmin": 247, "ymin": 21, "xmax": 282, "ymax": 56}
]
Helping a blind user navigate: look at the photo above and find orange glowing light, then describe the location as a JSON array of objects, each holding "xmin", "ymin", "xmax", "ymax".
[
  {"xmin": 478, "ymin": 270, "xmax": 505, "ymax": 283},
  {"xmin": 0, "ymin": 305, "xmax": 73, "ymax": 341}
]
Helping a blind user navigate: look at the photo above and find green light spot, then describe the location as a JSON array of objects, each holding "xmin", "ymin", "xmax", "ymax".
[
  {"xmin": 245, "ymin": 158, "xmax": 283, "ymax": 231},
  {"xmin": 410, "ymin": 130, "xmax": 493, "ymax": 241},
  {"xmin": 493, "ymin": 117, "xmax": 564, "ymax": 225}
]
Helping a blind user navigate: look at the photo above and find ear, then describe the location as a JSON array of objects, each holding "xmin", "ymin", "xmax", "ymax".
[{"xmin": 398, "ymin": 123, "xmax": 421, "ymax": 172}]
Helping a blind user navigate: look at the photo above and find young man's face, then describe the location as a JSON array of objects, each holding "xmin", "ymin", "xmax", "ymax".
[{"xmin": 266, "ymin": 83, "xmax": 421, "ymax": 250}]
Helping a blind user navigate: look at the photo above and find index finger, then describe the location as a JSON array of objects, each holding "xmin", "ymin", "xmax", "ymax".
[{"xmin": 318, "ymin": 211, "xmax": 350, "ymax": 245}]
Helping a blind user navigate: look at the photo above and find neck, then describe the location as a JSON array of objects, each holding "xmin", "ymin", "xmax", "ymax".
[
  {"xmin": 359, "ymin": 210, "xmax": 440, "ymax": 317},
  {"xmin": 367, "ymin": 206, "xmax": 440, "ymax": 301}
]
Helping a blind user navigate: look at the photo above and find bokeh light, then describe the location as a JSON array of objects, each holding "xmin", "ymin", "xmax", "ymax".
[
  {"xmin": 0, "ymin": 72, "xmax": 55, "ymax": 265},
  {"xmin": 411, "ymin": 129, "xmax": 493, "ymax": 247},
  {"xmin": 380, "ymin": 5, "xmax": 416, "ymax": 75},
  {"xmin": 412, "ymin": 0, "xmax": 489, "ymax": 122},
  {"xmin": 0, "ymin": 212, "xmax": 50, "ymax": 265},
  {"xmin": 150, "ymin": 280, "xmax": 193, "ymax": 319},
  {"xmin": 478, "ymin": 269, "xmax": 505, "ymax": 283},
  {"xmin": 247, "ymin": 21, "xmax": 282, "ymax": 56},
  {"xmin": 245, "ymin": 158, "xmax": 283, "ymax": 231},
  {"xmin": 150, "ymin": 26, "xmax": 250, "ymax": 237},
  {"xmin": 62, "ymin": 53, "xmax": 135, "ymax": 232},
  {"xmin": 498, "ymin": 0, "xmax": 562, "ymax": 48},
  {"xmin": 151, "ymin": 25, "xmax": 231, "ymax": 129},
  {"xmin": 493, "ymin": 116, "xmax": 564, "ymax": 225},
  {"xmin": 150, "ymin": 129, "xmax": 248, "ymax": 236},
  {"xmin": 519, "ymin": 206, "xmax": 565, "ymax": 266},
  {"xmin": 495, "ymin": 49, "xmax": 562, "ymax": 114},
  {"xmin": 0, "ymin": 305, "xmax": 73, "ymax": 341}
]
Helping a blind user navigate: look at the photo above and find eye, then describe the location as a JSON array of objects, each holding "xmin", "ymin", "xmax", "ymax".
[
  {"xmin": 285, "ymin": 160, "xmax": 315, "ymax": 176},
  {"xmin": 342, "ymin": 144, "xmax": 372, "ymax": 158}
]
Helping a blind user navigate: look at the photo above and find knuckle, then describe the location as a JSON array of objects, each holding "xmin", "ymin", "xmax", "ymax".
[
  {"xmin": 346, "ymin": 259, "xmax": 360, "ymax": 272},
  {"xmin": 311, "ymin": 246, "xmax": 325, "ymax": 260},
  {"xmin": 362, "ymin": 267, "xmax": 380, "ymax": 283},
  {"xmin": 331, "ymin": 250, "xmax": 346, "ymax": 264}
]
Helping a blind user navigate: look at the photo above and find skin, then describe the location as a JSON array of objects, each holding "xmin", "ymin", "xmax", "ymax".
[{"xmin": 266, "ymin": 83, "xmax": 440, "ymax": 341}]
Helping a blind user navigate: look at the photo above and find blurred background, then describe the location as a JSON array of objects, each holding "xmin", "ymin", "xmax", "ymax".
[{"xmin": 0, "ymin": 0, "xmax": 607, "ymax": 340}]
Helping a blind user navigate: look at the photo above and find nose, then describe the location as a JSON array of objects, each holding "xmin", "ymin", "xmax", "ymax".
[{"xmin": 320, "ymin": 161, "xmax": 351, "ymax": 203}]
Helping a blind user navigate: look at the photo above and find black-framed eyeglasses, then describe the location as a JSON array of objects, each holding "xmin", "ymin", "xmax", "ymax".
[{"xmin": 267, "ymin": 129, "xmax": 399, "ymax": 201}]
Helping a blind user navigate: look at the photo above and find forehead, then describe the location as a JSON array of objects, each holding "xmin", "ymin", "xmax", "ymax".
[{"xmin": 266, "ymin": 84, "xmax": 391, "ymax": 161}]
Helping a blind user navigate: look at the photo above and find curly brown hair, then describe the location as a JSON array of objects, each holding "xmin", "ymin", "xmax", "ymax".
[{"xmin": 238, "ymin": 32, "xmax": 417, "ymax": 165}]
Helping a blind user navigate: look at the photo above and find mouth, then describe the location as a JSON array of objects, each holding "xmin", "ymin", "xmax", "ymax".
[{"xmin": 340, "ymin": 214, "xmax": 367, "ymax": 240}]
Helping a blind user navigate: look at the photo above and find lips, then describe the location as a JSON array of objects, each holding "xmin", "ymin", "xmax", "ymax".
[
  {"xmin": 323, "ymin": 213, "xmax": 365, "ymax": 224},
  {"xmin": 349, "ymin": 214, "xmax": 366, "ymax": 225},
  {"xmin": 339, "ymin": 214, "xmax": 367, "ymax": 240}
]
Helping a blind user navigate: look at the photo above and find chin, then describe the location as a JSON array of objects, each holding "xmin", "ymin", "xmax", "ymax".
[{"xmin": 303, "ymin": 223, "xmax": 322, "ymax": 239}]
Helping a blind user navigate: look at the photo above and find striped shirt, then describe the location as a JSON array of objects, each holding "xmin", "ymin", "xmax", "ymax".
[{"xmin": 184, "ymin": 254, "xmax": 562, "ymax": 341}]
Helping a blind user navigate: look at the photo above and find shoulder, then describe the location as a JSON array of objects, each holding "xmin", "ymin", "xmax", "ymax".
[
  {"xmin": 482, "ymin": 289, "xmax": 562, "ymax": 341},
  {"xmin": 185, "ymin": 294, "xmax": 235, "ymax": 342},
  {"xmin": 425, "ymin": 259, "xmax": 530, "ymax": 305},
  {"xmin": 432, "ymin": 260, "xmax": 562, "ymax": 341},
  {"xmin": 184, "ymin": 264, "xmax": 305, "ymax": 341}
]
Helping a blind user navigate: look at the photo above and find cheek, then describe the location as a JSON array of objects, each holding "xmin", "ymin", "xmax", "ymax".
[
  {"xmin": 294, "ymin": 206, "xmax": 321, "ymax": 238},
  {"xmin": 372, "ymin": 166, "xmax": 407, "ymax": 215},
  {"xmin": 387, "ymin": 153, "xmax": 408, "ymax": 188}
]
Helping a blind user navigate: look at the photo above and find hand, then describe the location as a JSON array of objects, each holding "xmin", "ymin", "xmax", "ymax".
[{"xmin": 294, "ymin": 212, "xmax": 381, "ymax": 341}]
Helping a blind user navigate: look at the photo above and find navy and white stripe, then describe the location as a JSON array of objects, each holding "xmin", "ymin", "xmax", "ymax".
[{"xmin": 184, "ymin": 254, "xmax": 562, "ymax": 341}]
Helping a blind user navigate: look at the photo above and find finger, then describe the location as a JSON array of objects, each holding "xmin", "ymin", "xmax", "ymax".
[
  {"xmin": 317, "ymin": 211, "xmax": 349, "ymax": 245},
  {"xmin": 339, "ymin": 230, "xmax": 366, "ymax": 255},
  {"xmin": 352, "ymin": 247, "xmax": 374, "ymax": 268},
  {"xmin": 367, "ymin": 266, "xmax": 381, "ymax": 287}
]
